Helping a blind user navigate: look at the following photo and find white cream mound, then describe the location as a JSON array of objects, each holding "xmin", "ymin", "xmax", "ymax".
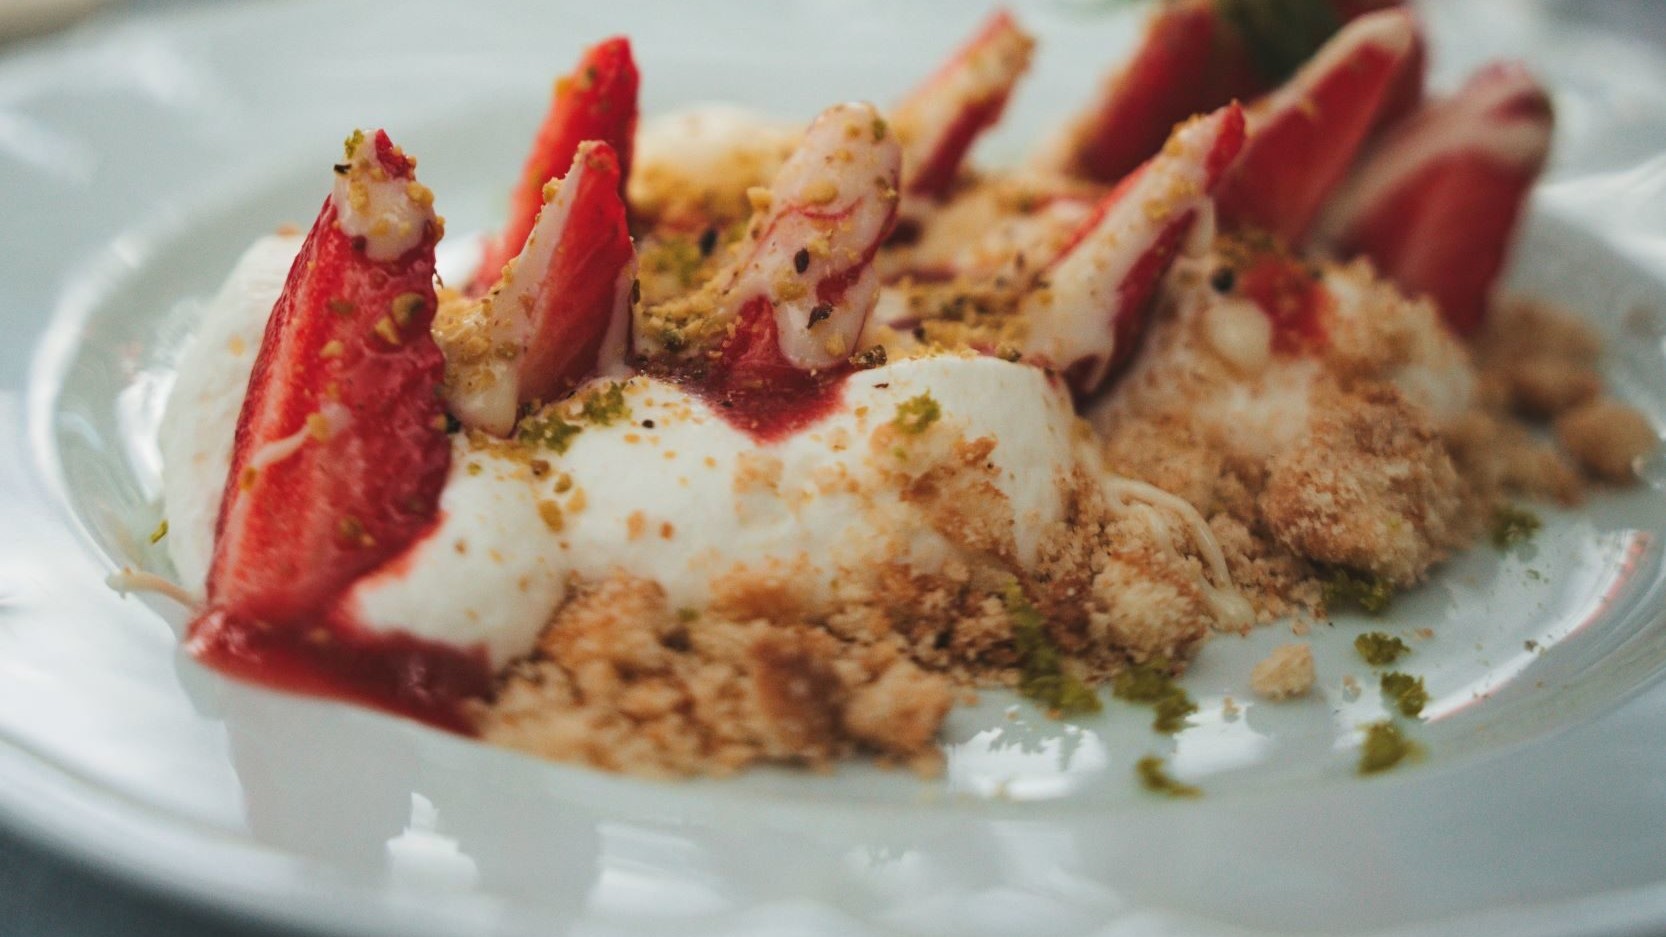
[{"xmin": 162, "ymin": 237, "xmax": 1092, "ymax": 667}]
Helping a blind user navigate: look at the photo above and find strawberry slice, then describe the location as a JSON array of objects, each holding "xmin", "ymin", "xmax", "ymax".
[
  {"xmin": 1214, "ymin": 8, "xmax": 1419, "ymax": 245},
  {"xmin": 891, "ymin": 9, "xmax": 1035, "ymax": 201},
  {"xmin": 674, "ymin": 101, "xmax": 902, "ymax": 373},
  {"xmin": 1045, "ymin": 0, "xmax": 1406, "ymax": 184},
  {"xmin": 191, "ymin": 131, "xmax": 485, "ymax": 729},
  {"xmin": 1319, "ymin": 62, "xmax": 1555, "ymax": 335},
  {"xmin": 634, "ymin": 103, "xmax": 901, "ymax": 439},
  {"xmin": 470, "ymin": 36, "xmax": 638, "ymax": 295},
  {"xmin": 1021, "ymin": 102, "xmax": 1246, "ymax": 397},
  {"xmin": 443, "ymin": 141, "xmax": 636, "ymax": 436}
]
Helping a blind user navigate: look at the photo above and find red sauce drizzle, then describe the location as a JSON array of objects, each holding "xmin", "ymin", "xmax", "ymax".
[
  {"xmin": 190, "ymin": 607, "xmax": 492, "ymax": 735},
  {"xmin": 1238, "ymin": 254, "xmax": 1331, "ymax": 354}
]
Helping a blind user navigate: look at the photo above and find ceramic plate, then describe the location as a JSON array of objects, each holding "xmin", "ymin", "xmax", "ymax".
[{"xmin": 7, "ymin": 2, "xmax": 1666, "ymax": 935}]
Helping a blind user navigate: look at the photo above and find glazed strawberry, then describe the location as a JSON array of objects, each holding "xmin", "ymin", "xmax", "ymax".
[
  {"xmin": 1044, "ymin": 0, "xmax": 1406, "ymax": 184},
  {"xmin": 648, "ymin": 102, "xmax": 901, "ymax": 371},
  {"xmin": 191, "ymin": 131, "xmax": 484, "ymax": 728},
  {"xmin": 470, "ymin": 36, "xmax": 638, "ymax": 295},
  {"xmin": 442, "ymin": 141, "xmax": 636, "ymax": 436},
  {"xmin": 1319, "ymin": 62, "xmax": 1555, "ymax": 335},
  {"xmin": 1215, "ymin": 8, "xmax": 1419, "ymax": 245},
  {"xmin": 891, "ymin": 9, "xmax": 1035, "ymax": 201},
  {"xmin": 633, "ymin": 103, "xmax": 901, "ymax": 439},
  {"xmin": 1021, "ymin": 102, "xmax": 1246, "ymax": 397}
]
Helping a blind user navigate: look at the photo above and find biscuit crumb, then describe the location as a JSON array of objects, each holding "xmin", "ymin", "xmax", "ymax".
[
  {"xmin": 1555, "ymin": 398, "xmax": 1656, "ymax": 483},
  {"xmin": 1251, "ymin": 643, "xmax": 1315, "ymax": 700}
]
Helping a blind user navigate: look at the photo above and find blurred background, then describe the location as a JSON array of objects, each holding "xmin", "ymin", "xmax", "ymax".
[{"xmin": 0, "ymin": 1, "xmax": 1663, "ymax": 936}]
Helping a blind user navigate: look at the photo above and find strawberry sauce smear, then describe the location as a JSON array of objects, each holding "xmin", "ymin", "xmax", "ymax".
[
  {"xmin": 1238, "ymin": 254, "xmax": 1331, "ymax": 354},
  {"xmin": 191, "ymin": 608, "xmax": 492, "ymax": 734}
]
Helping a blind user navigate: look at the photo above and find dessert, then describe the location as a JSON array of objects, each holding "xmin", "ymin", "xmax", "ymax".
[{"xmin": 151, "ymin": 2, "xmax": 1654, "ymax": 778}]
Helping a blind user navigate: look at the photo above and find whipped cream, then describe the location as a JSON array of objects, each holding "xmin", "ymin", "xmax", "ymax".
[{"xmin": 164, "ymin": 237, "xmax": 1089, "ymax": 666}]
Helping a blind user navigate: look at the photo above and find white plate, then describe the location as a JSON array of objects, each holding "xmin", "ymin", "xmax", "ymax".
[{"xmin": 7, "ymin": 2, "xmax": 1666, "ymax": 935}]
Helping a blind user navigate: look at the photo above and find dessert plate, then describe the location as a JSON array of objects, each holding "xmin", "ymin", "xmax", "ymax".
[{"xmin": 6, "ymin": 1, "xmax": 1666, "ymax": 935}]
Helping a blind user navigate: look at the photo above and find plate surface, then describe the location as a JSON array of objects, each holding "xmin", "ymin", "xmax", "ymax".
[{"xmin": 7, "ymin": 2, "xmax": 1666, "ymax": 935}]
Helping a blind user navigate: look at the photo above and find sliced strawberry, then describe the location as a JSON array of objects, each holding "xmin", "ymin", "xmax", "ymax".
[
  {"xmin": 891, "ymin": 9, "xmax": 1035, "ymax": 201},
  {"xmin": 445, "ymin": 141, "xmax": 636, "ymax": 435},
  {"xmin": 191, "ymin": 131, "xmax": 484, "ymax": 729},
  {"xmin": 1214, "ymin": 8, "xmax": 1419, "ymax": 245},
  {"xmin": 1046, "ymin": 0, "xmax": 1406, "ymax": 184},
  {"xmin": 1021, "ymin": 102, "xmax": 1246, "ymax": 396},
  {"xmin": 470, "ymin": 36, "xmax": 638, "ymax": 295},
  {"xmin": 689, "ymin": 101, "xmax": 902, "ymax": 373},
  {"xmin": 1048, "ymin": 1, "xmax": 1230, "ymax": 185},
  {"xmin": 1320, "ymin": 62, "xmax": 1554, "ymax": 335}
]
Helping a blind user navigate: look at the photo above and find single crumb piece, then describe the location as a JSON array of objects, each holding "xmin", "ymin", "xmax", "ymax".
[
  {"xmin": 1380, "ymin": 671, "xmax": 1429, "ymax": 718},
  {"xmin": 1135, "ymin": 755, "xmax": 1201, "ymax": 798},
  {"xmin": 1358, "ymin": 720, "xmax": 1421, "ymax": 775},
  {"xmin": 1250, "ymin": 643, "xmax": 1315, "ymax": 700},
  {"xmin": 1490, "ymin": 504, "xmax": 1542, "ymax": 549},
  {"xmin": 1354, "ymin": 631, "xmax": 1409, "ymax": 666},
  {"xmin": 1555, "ymin": 398, "xmax": 1656, "ymax": 483},
  {"xmin": 1341, "ymin": 674, "xmax": 1362, "ymax": 701},
  {"xmin": 1221, "ymin": 695, "xmax": 1240, "ymax": 718}
]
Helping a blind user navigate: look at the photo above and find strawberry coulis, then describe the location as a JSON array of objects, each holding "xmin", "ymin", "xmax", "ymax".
[
  {"xmin": 191, "ymin": 606, "xmax": 492, "ymax": 735},
  {"xmin": 1238, "ymin": 254, "xmax": 1331, "ymax": 354}
]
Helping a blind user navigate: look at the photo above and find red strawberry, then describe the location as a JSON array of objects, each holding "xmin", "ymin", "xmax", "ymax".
[
  {"xmin": 470, "ymin": 36, "xmax": 638, "ymax": 295},
  {"xmin": 691, "ymin": 102, "xmax": 902, "ymax": 374},
  {"xmin": 1320, "ymin": 62, "xmax": 1554, "ymax": 335},
  {"xmin": 1022, "ymin": 102, "xmax": 1246, "ymax": 396},
  {"xmin": 446, "ymin": 141, "xmax": 636, "ymax": 436},
  {"xmin": 191, "ymin": 131, "xmax": 486, "ymax": 729},
  {"xmin": 892, "ymin": 9, "xmax": 1035, "ymax": 201},
  {"xmin": 1215, "ymin": 8, "xmax": 1419, "ymax": 245},
  {"xmin": 1048, "ymin": 0, "xmax": 1406, "ymax": 184}
]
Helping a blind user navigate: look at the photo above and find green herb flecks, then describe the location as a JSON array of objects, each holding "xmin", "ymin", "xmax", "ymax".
[
  {"xmin": 1490, "ymin": 504, "xmax": 1542, "ymax": 550},
  {"xmin": 1113, "ymin": 657, "xmax": 1197, "ymax": 734},
  {"xmin": 1213, "ymin": 0, "xmax": 1344, "ymax": 84},
  {"xmin": 517, "ymin": 412, "xmax": 584, "ymax": 454},
  {"xmin": 640, "ymin": 236, "xmax": 706, "ymax": 289},
  {"xmin": 1002, "ymin": 583, "xmax": 1102, "ymax": 717},
  {"xmin": 148, "ymin": 519, "xmax": 169, "ymax": 545},
  {"xmin": 1357, "ymin": 720, "xmax": 1421, "ymax": 775},
  {"xmin": 1136, "ymin": 755, "xmax": 1202, "ymax": 799},
  {"xmin": 1354, "ymin": 631, "xmax": 1409, "ymax": 667},
  {"xmin": 1322, "ymin": 568, "xmax": 1394, "ymax": 614},
  {"xmin": 579, "ymin": 382, "xmax": 631, "ymax": 426},
  {"xmin": 892, "ymin": 393, "xmax": 941, "ymax": 435},
  {"xmin": 1380, "ymin": 671, "xmax": 1428, "ymax": 718}
]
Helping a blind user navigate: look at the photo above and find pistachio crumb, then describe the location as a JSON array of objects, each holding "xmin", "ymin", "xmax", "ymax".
[
  {"xmin": 891, "ymin": 393, "xmax": 941, "ymax": 435},
  {"xmin": 1136, "ymin": 755, "xmax": 1201, "ymax": 798},
  {"xmin": 1354, "ymin": 632, "xmax": 1409, "ymax": 666}
]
